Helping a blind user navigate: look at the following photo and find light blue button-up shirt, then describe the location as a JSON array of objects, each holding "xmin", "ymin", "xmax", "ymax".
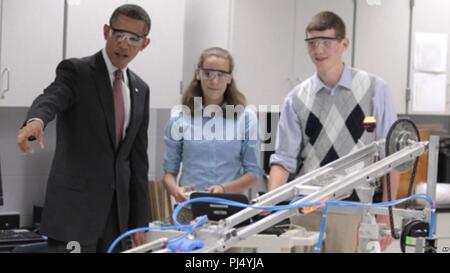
[
  {"xmin": 163, "ymin": 107, "xmax": 261, "ymax": 191},
  {"xmin": 270, "ymin": 65, "xmax": 398, "ymax": 174}
]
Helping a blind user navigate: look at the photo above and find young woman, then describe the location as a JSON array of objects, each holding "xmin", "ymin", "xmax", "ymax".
[{"xmin": 163, "ymin": 47, "xmax": 261, "ymax": 207}]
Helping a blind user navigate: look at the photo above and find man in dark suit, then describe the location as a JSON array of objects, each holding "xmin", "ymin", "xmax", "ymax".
[{"xmin": 17, "ymin": 4, "xmax": 151, "ymax": 253}]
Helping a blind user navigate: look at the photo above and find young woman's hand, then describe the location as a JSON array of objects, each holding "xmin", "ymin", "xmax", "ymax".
[
  {"xmin": 207, "ymin": 184, "xmax": 225, "ymax": 193},
  {"xmin": 173, "ymin": 185, "xmax": 193, "ymax": 203}
]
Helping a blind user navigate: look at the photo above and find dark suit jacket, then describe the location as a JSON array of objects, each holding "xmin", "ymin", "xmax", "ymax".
[{"xmin": 26, "ymin": 51, "xmax": 150, "ymax": 245}]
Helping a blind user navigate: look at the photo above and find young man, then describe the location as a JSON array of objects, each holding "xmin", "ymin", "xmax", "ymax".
[
  {"xmin": 17, "ymin": 4, "xmax": 151, "ymax": 252},
  {"xmin": 268, "ymin": 11, "xmax": 399, "ymax": 252}
]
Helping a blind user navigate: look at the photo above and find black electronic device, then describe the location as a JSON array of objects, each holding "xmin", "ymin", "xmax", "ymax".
[
  {"xmin": 0, "ymin": 212, "xmax": 20, "ymax": 229},
  {"xmin": 190, "ymin": 192, "xmax": 251, "ymax": 227}
]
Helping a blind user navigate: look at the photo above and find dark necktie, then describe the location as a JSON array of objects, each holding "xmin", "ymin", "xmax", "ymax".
[{"xmin": 113, "ymin": 69, "xmax": 125, "ymax": 146}]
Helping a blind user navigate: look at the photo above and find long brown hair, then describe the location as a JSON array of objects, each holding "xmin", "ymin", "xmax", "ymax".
[{"xmin": 181, "ymin": 47, "xmax": 246, "ymax": 112}]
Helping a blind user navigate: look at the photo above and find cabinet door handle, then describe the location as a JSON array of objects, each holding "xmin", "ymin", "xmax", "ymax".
[{"xmin": 1, "ymin": 68, "xmax": 11, "ymax": 99}]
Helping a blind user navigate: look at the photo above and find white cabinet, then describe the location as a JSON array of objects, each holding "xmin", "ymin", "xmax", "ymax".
[
  {"xmin": 231, "ymin": 0, "xmax": 296, "ymax": 107},
  {"xmin": 232, "ymin": 0, "xmax": 354, "ymax": 106},
  {"xmin": 65, "ymin": 0, "xmax": 125, "ymax": 58},
  {"xmin": 182, "ymin": 0, "xmax": 232, "ymax": 94},
  {"xmin": 129, "ymin": 0, "xmax": 186, "ymax": 109},
  {"xmin": 0, "ymin": 0, "xmax": 2, "ymax": 102},
  {"xmin": 353, "ymin": 0, "xmax": 410, "ymax": 114},
  {"xmin": 0, "ymin": 0, "xmax": 64, "ymax": 107},
  {"xmin": 66, "ymin": 0, "xmax": 186, "ymax": 109},
  {"xmin": 184, "ymin": 0, "xmax": 355, "ymax": 107},
  {"xmin": 183, "ymin": 0, "xmax": 297, "ymax": 107},
  {"xmin": 186, "ymin": 0, "xmax": 450, "ymax": 115},
  {"xmin": 411, "ymin": 0, "xmax": 450, "ymax": 114}
]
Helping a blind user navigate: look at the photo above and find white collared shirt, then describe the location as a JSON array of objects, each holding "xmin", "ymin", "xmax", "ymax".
[{"xmin": 102, "ymin": 48, "xmax": 131, "ymax": 140}]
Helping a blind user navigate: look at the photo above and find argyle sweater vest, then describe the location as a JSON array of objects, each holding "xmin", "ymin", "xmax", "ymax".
[{"xmin": 293, "ymin": 68, "xmax": 376, "ymax": 176}]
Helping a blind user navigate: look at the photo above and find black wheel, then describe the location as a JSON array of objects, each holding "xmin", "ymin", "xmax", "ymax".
[{"xmin": 385, "ymin": 119, "xmax": 420, "ymax": 172}]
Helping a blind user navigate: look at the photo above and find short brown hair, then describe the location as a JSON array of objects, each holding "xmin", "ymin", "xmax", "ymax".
[
  {"xmin": 110, "ymin": 4, "xmax": 151, "ymax": 36},
  {"xmin": 181, "ymin": 47, "xmax": 246, "ymax": 112},
  {"xmin": 305, "ymin": 11, "xmax": 346, "ymax": 39}
]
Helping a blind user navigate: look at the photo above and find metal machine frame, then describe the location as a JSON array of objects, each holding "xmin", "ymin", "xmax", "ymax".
[{"xmin": 125, "ymin": 120, "xmax": 439, "ymax": 253}]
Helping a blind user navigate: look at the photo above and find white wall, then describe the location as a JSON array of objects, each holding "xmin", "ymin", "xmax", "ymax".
[
  {"xmin": 231, "ymin": 0, "xmax": 296, "ymax": 107},
  {"xmin": 182, "ymin": 0, "xmax": 231, "ymax": 93}
]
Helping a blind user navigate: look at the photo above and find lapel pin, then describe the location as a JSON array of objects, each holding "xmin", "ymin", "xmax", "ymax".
[{"xmin": 135, "ymin": 88, "xmax": 139, "ymax": 93}]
